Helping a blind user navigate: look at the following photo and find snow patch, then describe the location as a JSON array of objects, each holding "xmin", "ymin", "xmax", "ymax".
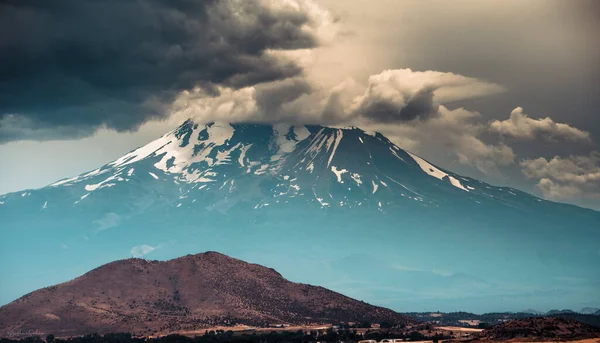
[
  {"xmin": 326, "ymin": 130, "xmax": 343, "ymax": 168},
  {"xmin": 238, "ymin": 144, "xmax": 252, "ymax": 167},
  {"xmin": 214, "ymin": 143, "xmax": 241, "ymax": 165},
  {"xmin": 406, "ymin": 151, "xmax": 469, "ymax": 191},
  {"xmin": 254, "ymin": 164, "xmax": 270, "ymax": 175},
  {"xmin": 293, "ymin": 125, "xmax": 311, "ymax": 141},
  {"xmin": 271, "ymin": 125, "xmax": 299, "ymax": 161},
  {"xmin": 85, "ymin": 174, "xmax": 121, "ymax": 191},
  {"xmin": 389, "ymin": 147, "xmax": 408, "ymax": 163},
  {"xmin": 149, "ymin": 122, "xmax": 235, "ymax": 181},
  {"xmin": 111, "ymin": 134, "xmax": 171, "ymax": 167},
  {"xmin": 351, "ymin": 173, "xmax": 362, "ymax": 185},
  {"xmin": 331, "ymin": 166, "xmax": 348, "ymax": 183},
  {"xmin": 50, "ymin": 176, "xmax": 80, "ymax": 187},
  {"xmin": 316, "ymin": 197, "xmax": 329, "ymax": 207},
  {"xmin": 372, "ymin": 180, "xmax": 379, "ymax": 194}
]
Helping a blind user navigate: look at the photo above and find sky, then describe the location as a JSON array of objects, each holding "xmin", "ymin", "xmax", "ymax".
[{"xmin": 1, "ymin": 0, "xmax": 599, "ymax": 210}]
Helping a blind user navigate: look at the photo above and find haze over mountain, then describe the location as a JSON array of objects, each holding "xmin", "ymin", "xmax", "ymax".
[
  {"xmin": 0, "ymin": 251, "xmax": 413, "ymax": 338},
  {"xmin": 0, "ymin": 120, "xmax": 599, "ymax": 312}
]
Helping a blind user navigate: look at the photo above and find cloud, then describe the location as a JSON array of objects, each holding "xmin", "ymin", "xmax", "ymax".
[
  {"xmin": 392, "ymin": 264, "xmax": 453, "ymax": 276},
  {"xmin": 130, "ymin": 244, "xmax": 161, "ymax": 258},
  {"xmin": 0, "ymin": 0, "xmax": 335, "ymax": 143},
  {"xmin": 169, "ymin": 76, "xmax": 363, "ymax": 125},
  {"xmin": 92, "ymin": 212, "xmax": 121, "ymax": 233},
  {"xmin": 171, "ymin": 68, "xmax": 504, "ymax": 125},
  {"xmin": 520, "ymin": 153, "xmax": 600, "ymax": 201},
  {"xmin": 490, "ymin": 107, "xmax": 591, "ymax": 142},
  {"xmin": 352, "ymin": 69, "xmax": 505, "ymax": 123}
]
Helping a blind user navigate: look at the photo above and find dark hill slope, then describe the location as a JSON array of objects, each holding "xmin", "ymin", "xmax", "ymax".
[{"xmin": 0, "ymin": 252, "xmax": 413, "ymax": 337}]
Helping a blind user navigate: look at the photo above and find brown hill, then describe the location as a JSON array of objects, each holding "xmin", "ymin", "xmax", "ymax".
[
  {"xmin": 0, "ymin": 252, "xmax": 413, "ymax": 337},
  {"xmin": 482, "ymin": 317, "xmax": 600, "ymax": 341}
]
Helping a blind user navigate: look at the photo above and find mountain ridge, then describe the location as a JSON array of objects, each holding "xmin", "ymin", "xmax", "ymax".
[{"xmin": 2, "ymin": 120, "xmax": 597, "ymax": 214}]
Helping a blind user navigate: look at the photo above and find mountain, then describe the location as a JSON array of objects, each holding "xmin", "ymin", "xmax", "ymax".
[
  {"xmin": 581, "ymin": 307, "xmax": 600, "ymax": 315},
  {"xmin": 1, "ymin": 120, "xmax": 599, "ymax": 312},
  {"xmin": 481, "ymin": 317, "xmax": 600, "ymax": 340},
  {"xmin": 0, "ymin": 252, "xmax": 413, "ymax": 337},
  {"xmin": 546, "ymin": 309, "xmax": 577, "ymax": 315},
  {"xmin": 521, "ymin": 309, "xmax": 544, "ymax": 315}
]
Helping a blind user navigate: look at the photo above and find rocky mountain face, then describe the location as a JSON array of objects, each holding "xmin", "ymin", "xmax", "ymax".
[
  {"xmin": 0, "ymin": 252, "xmax": 414, "ymax": 337},
  {"xmin": 0, "ymin": 120, "xmax": 599, "ymax": 312}
]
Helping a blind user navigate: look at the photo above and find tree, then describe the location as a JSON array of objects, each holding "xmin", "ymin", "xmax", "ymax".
[
  {"xmin": 380, "ymin": 321, "xmax": 393, "ymax": 329},
  {"xmin": 478, "ymin": 322, "xmax": 490, "ymax": 329},
  {"xmin": 46, "ymin": 335, "xmax": 55, "ymax": 343},
  {"xmin": 359, "ymin": 321, "xmax": 372, "ymax": 328}
]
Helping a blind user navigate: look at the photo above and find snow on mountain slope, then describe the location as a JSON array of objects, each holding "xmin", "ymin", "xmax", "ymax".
[{"xmin": 4, "ymin": 119, "xmax": 540, "ymax": 212}]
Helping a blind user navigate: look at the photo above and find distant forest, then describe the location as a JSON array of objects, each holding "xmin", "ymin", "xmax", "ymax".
[{"xmin": 1, "ymin": 328, "xmax": 451, "ymax": 343}]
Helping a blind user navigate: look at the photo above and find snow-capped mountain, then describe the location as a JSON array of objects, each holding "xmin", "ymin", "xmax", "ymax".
[
  {"xmin": 1, "ymin": 120, "xmax": 599, "ymax": 312},
  {"xmin": 2, "ymin": 120, "xmax": 548, "ymax": 211}
]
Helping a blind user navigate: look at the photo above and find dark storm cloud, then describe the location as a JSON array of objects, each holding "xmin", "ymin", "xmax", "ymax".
[
  {"xmin": 358, "ymin": 85, "xmax": 439, "ymax": 122},
  {"xmin": 0, "ymin": 0, "xmax": 329, "ymax": 142},
  {"xmin": 350, "ymin": 69, "xmax": 503, "ymax": 124},
  {"xmin": 254, "ymin": 78, "xmax": 314, "ymax": 117}
]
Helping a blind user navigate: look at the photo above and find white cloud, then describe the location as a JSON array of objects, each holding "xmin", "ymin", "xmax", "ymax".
[
  {"xmin": 392, "ymin": 264, "xmax": 426, "ymax": 272},
  {"xmin": 490, "ymin": 107, "xmax": 591, "ymax": 142},
  {"xmin": 130, "ymin": 244, "xmax": 161, "ymax": 258},
  {"xmin": 392, "ymin": 264, "xmax": 454, "ymax": 277},
  {"xmin": 93, "ymin": 212, "xmax": 121, "ymax": 233},
  {"xmin": 170, "ymin": 68, "xmax": 504, "ymax": 126},
  {"xmin": 520, "ymin": 153, "xmax": 600, "ymax": 201}
]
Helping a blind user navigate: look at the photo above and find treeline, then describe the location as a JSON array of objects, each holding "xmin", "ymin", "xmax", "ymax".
[
  {"xmin": 402, "ymin": 311, "xmax": 600, "ymax": 329},
  {"xmin": 1, "ymin": 327, "xmax": 451, "ymax": 343}
]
